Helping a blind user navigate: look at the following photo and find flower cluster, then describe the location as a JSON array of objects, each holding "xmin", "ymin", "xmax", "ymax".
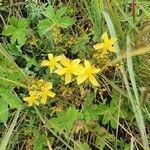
[
  {"xmin": 41, "ymin": 54, "xmax": 100, "ymax": 86},
  {"xmin": 23, "ymin": 32, "xmax": 116, "ymax": 107},
  {"xmin": 23, "ymin": 80, "xmax": 55, "ymax": 107}
]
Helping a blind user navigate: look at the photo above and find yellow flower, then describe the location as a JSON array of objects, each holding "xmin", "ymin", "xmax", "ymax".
[
  {"xmin": 41, "ymin": 54, "xmax": 61, "ymax": 73},
  {"xmin": 55, "ymin": 55, "xmax": 82, "ymax": 84},
  {"xmin": 76, "ymin": 60, "xmax": 100, "ymax": 86},
  {"xmin": 93, "ymin": 32, "xmax": 117, "ymax": 54},
  {"xmin": 23, "ymin": 91, "xmax": 39, "ymax": 107},
  {"xmin": 24, "ymin": 80, "xmax": 56, "ymax": 106},
  {"xmin": 40, "ymin": 82, "xmax": 56, "ymax": 104}
]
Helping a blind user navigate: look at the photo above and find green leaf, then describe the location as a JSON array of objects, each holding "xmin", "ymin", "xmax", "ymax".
[
  {"xmin": 18, "ymin": 33, "xmax": 26, "ymax": 45},
  {"xmin": 33, "ymin": 134, "xmax": 47, "ymax": 150},
  {"xmin": 18, "ymin": 18, "xmax": 28, "ymax": 28},
  {"xmin": 99, "ymin": 91, "xmax": 132, "ymax": 129},
  {"xmin": 38, "ymin": 19, "xmax": 52, "ymax": 36},
  {"xmin": 0, "ymin": 100, "xmax": 8, "ymax": 123},
  {"xmin": 10, "ymin": 35, "xmax": 17, "ymax": 45},
  {"xmin": 48, "ymin": 107, "xmax": 78, "ymax": 134},
  {"xmin": 2, "ymin": 17, "xmax": 29, "ymax": 46},
  {"xmin": 39, "ymin": 5, "xmax": 75, "ymax": 36},
  {"xmin": 9, "ymin": 16, "xmax": 18, "ymax": 27},
  {"xmin": 0, "ymin": 89, "xmax": 22, "ymax": 108},
  {"xmin": 79, "ymin": 93, "xmax": 100, "ymax": 124},
  {"xmin": 58, "ymin": 16, "xmax": 75, "ymax": 28},
  {"xmin": 43, "ymin": 5, "xmax": 56, "ymax": 21},
  {"xmin": 2, "ymin": 25, "xmax": 16, "ymax": 36},
  {"xmin": 56, "ymin": 7, "xmax": 67, "ymax": 19}
]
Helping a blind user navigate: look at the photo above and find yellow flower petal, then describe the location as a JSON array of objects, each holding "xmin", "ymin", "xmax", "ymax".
[
  {"xmin": 55, "ymin": 68, "xmax": 66, "ymax": 75},
  {"xmin": 47, "ymin": 91, "xmax": 56, "ymax": 97},
  {"xmin": 72, "ymin": 59, "xmax": 81, "ymax": 65},
  {"xmin": 109, "ymin": 37, "xmax": 117, "ymax": 45},
  {"xmin": 50, "ymin": 66, "xmax": 55, "ymax": 73},
  {"xmin": 72, "ymin": 64, "xmax": 84, "ymax": 75},
  {"xmin": 28, "ymin": 102, "xmax": 33, "ymax": 107},
  {"xmin": 56, "ymin": 55, "xmax": 62, "ymax": 61},
  {"xmin": 34, "ymin": 101, "xmax": 39, "ymax": 105},
  {"xmin": 108, "ymin": 46, "xmax": 116, "ymax": 52},
  {"xmin": 41, "ymin": 60, "xmax": 50, "ymax": 66},
  {"xmin": 46, "ymin": 82, "xmax": 52, "ymax": 89},
  {"xmin": 61, "ymin": 55, "xmax": 70, "ymax": 66},
  {"xmin": 29, "ymin": 90, "xmax": 37, "ymax": 95},
  {"xmin": 65, "ymin": 72, "xmax": 72, "ymax": 84},
  {"xmin": 92, "ymin": 68, "xmax": 100, "ymax": 73},
  {"xmin": 84, "ymin": 60, "xmax": 91, "ymax": 68},
  {"xmin": 55, "ymin": 63, "xmax": 62, "ymax": 68},
  {"xmin": 89, "ymin": 75, "xmax": 99, "ymax": 86},
  {"xmin": 93, "ymin": 43, "xmax": 104, "ymax": 50},
  {"xmin": 77, "ymin": 75, "xmax": 88, "ymax": 85},
  {"xmin": 102, "ymin": 32, "xmax": 109, "ymax": 43},
  {"xmin": 41, "ymin": 94, "xmax": 47, "ymax": 104},
  {"xmin": 48, "ymin": 54, "xmax": 53, "ymax": 60},
  {"xmin": 23, "ymin": 97, "xmax": 30, "ymax": 101}
]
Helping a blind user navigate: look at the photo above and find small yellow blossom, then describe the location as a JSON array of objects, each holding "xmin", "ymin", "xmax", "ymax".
[
  {"xmin": 41, "ymin": 54, "xmax": 61, "ymax": 73},
  {"xmin": 55, "ymin": 55, "xmax": 82, "ymax": 84},
  {"xmin": 93, "ymin": 32, "xmax": 117, "ymax": 54},
  {"xmin": 40, "ymin": 82, "xmax": 56, "ymax": 104},
  {"xmin": 23, "ymin": 91, "xmax": 39, "ymax": 107},
  {"xmin": 76, "ymin": 60, "xmax": 100, "ymax": 86},
  {"xmin": 24, "ymin": 80, "xmax": 55, "ymax": 106}
]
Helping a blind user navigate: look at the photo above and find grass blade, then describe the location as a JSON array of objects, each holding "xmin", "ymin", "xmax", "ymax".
[
  {"xmin": 0, "ymin": 107, "xmax": 22, "ymax": 150},
  {"xmin": 126, "ymin": 35, "xmax": 149, "ymax": 150},
  {"xmin": 103, "ymin": 11, "xmax": 149, "ymax": 149}
]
